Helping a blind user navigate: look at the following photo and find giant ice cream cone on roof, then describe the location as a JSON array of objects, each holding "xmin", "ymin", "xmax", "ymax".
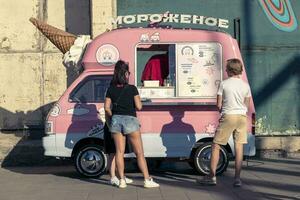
[{"xmin": 29, "ymin": 17, "xmax": 76, "ymax": 54}]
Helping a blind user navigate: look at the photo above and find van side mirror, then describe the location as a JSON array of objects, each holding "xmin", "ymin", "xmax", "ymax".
[{"xmin": 69, "ymin": 96, "xmax": 81, "ymax": 103}]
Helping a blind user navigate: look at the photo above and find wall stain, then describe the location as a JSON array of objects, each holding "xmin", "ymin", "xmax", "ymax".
[
  {"xmin": 0, "ymin": 37, "xmax": 11, "ymax": 50},
  {"xmin": 256, "ymin": 116, "xmax": 300, "ymax": 136}
]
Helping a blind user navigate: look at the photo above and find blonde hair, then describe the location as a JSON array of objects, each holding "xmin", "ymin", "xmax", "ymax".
[{"xmin": 226, "ymin": 58, "xmax": 243, "ymax": 76}]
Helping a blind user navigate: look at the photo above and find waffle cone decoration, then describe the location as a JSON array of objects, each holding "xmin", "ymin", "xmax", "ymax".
[{"xmin": 29, "ymin": 17, "xmax": 76, "ymax": 54}]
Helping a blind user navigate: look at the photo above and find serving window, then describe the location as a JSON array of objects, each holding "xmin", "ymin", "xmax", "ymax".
[{"xmin": 135, "ymin": 42, "xmax": 222, "ymax": 100}]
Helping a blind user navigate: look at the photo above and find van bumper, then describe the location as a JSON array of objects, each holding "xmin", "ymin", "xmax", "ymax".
[{"xmin": 42, "ymin": 135, "xmax": 57, "ymax": 156}]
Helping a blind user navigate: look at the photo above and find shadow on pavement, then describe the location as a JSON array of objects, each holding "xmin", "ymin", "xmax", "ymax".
[
  {"xmin": 243, "ymin": 177, "xmax": 300, "ymax": 194},
  {"xmin": 3, "ymin": 160, "xmax": 300, "ymax": 199},
  {"xmin": 251, "ymin": 157, "xmax": 300, "ymax": 165},
  {"xmin": 246, "ymin": 164, "xmax": 300, "ymax": 177}
]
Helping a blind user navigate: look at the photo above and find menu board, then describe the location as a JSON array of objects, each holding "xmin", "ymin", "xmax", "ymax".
[{"xmin": 176, "ymin": 43, "xmax": 222, "ymax": 97}]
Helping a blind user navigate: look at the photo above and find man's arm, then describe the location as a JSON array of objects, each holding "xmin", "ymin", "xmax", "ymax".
[
  {"xmin": 216, "ymin": 81, "xmax": 223, "ymax": 113},
  {"xmin": 244, "ymin": 85, "xmax": 251, "ymax": 111},
  {"xmin": 217, "ymin": 95, "xmax": 222, "ymax": 113},
  {"xmin": 244, "ymin": 97, "xmax": 250, "ymax": 110}
]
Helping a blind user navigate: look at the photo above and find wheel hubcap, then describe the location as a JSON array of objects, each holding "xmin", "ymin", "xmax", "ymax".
[
  {"xmin": 80, "ymin": 150, "xmax": 104, "ymax": 174},
  {"xmin": 198, "ymin": 147, "xmax": 225, "ymax": 172}
]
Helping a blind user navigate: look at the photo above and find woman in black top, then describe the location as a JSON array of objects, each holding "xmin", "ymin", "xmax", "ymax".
[{"xmin": 104, "ymin": 60, "xmax": 159, "ymax": 188}]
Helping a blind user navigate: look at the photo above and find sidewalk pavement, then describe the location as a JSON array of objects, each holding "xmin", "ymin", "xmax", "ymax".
[{"xmin": 0, "ymin": 158, "xmax": 299, "ymax": 200}]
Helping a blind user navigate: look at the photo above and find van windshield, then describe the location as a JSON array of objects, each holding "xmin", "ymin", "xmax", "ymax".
[
  {"xmin": 69, "ymin": 75, "xmax": 112, "ymax": 103},
  {"xmin": 136, "ymin": 43, "xmax": 222, "ymax": 99}
]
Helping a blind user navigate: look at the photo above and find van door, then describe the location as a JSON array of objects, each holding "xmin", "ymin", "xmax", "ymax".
[{"xmin": 59, "ymin": 75, "xmax": 112, "ymax": 152}]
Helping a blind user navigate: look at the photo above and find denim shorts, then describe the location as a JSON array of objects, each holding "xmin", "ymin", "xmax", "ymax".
[{"xmin": 110, "ymin": 115, "xmax": 140, "ymax": 135}]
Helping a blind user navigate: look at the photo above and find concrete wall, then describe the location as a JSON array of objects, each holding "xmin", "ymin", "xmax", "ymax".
[
  {"xmin": 0, "ymin": 0, "xmax": 116, "ymax": 129},
  {"xmin": 91, "ymin": 0, "xmax": 117, "ymax": 38}
]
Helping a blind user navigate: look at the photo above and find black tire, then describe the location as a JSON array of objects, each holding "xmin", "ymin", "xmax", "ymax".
[
  {"xmin": 133, "ymin": 158, "xmax": 162, "ymax": 172},
  {"xmin": 74, "ymin": 144, "xmax": 107, "ymax": 177},
  {"xmin": 188, "ymin": 161, "xmax": 196, "ymax": 170},
  {"xmin": 193, "ymin": 142, "xmax": 229, "ymax": 175},
  {"xmin": 147, "ymin": 159, "xmax": 163, "ymax": 171}
]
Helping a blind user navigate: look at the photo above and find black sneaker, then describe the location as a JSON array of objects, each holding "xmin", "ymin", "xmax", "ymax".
[
  {"xmin": 233, "ymin": 179, "xmax": 242, "ymax": 187},
  {"xmin": 196, "ymin": 176, "xmax": 217, "ymax": 186}
]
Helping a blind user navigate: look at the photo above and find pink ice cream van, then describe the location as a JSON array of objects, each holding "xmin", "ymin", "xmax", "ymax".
[{"xmin": 43, "ymin": 27, "xmax": 256, "ymax": 177}]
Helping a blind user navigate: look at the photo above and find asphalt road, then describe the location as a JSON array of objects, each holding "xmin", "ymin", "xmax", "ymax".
[{"xmin": 0, "ymin": 158, "xmax": 299, "ymax": 200}]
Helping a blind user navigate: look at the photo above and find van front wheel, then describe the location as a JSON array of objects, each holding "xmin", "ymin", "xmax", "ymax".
[
  {"xmin": 75, "ymin": 144, "xmax": 107, "ymax": 177},
  {"xmin": 193, "ymin": 142, "xmax": 229, "ymax": 175}
]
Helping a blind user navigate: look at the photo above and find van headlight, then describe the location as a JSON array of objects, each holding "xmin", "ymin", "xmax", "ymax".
[
  {"xmin": 50, "ymin": 104, "xmax": 60, "ymax": 117},
  {"xmin": 45, "ymin": 121, "xmax": 54, "ymax": 135}
]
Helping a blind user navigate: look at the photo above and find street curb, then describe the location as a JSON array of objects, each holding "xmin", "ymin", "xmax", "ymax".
[{"xmin": 255, "ymin": 136, "xmax": 300, "ymax": 159}]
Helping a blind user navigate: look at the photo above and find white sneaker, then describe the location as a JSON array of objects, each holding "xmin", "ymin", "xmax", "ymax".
[
  {"xmin": 110, "ymin": 176, "xmax": 119, "ymax": 186},
  {"xmin": 144, "ymin": 177, "xmax": 160, "ymax": 188},
  {"xmin": 119, "ymin": 178, "xmax": 127, "ymax": 188},
  {"xmin": 124, "ymin": 177, "xmax": 133, "ymax": 184},
  {"xmin": 110, "ymin": 176, "xmax": 132, "ymax": 186}
]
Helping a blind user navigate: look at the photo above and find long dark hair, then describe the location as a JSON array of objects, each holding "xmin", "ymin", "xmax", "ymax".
[{"xmin": 111, "ymin": 60, "xmax": 129, "ymax": 86}]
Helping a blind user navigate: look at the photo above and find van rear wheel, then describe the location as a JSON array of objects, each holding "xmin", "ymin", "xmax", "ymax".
[
  {"xmin": 188, "ymin": 161, "xmax": 196, "ymax": 170},
  {"xmin": 193, "ymin": 142, "xmax": 229, "ymax": 175},
  {"xmin": 75, "ymin": 144, "xmax": 107, "ymax": 177}
]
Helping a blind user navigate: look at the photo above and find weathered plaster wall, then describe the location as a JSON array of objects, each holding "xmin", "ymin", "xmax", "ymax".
[
  {"xmin": 91, "ymin": 0, "xmax": 117, "ymax": 37},
  {"xmin": 0, "ymin": 0, "xmax": 116, "ymax": 129}
]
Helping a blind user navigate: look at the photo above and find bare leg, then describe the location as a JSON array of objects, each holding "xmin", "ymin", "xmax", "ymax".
[
  {"xmin": 234, "ymin": 143, "xmax": 244, "ymax": 180},
  {"xmin": 108, "ymin": 153, "xmax": 116, "ymax": 178},
  {"xmin": 112, "ymin": 133, "xmax": 126, "ymax": 179},
  {"xmin": 210, "ymin": 143, "xmax": 220, "ymax": 177},
  {"xmin": 128, "ymin": 131, "xmax": 150, "ymax": 179}
]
